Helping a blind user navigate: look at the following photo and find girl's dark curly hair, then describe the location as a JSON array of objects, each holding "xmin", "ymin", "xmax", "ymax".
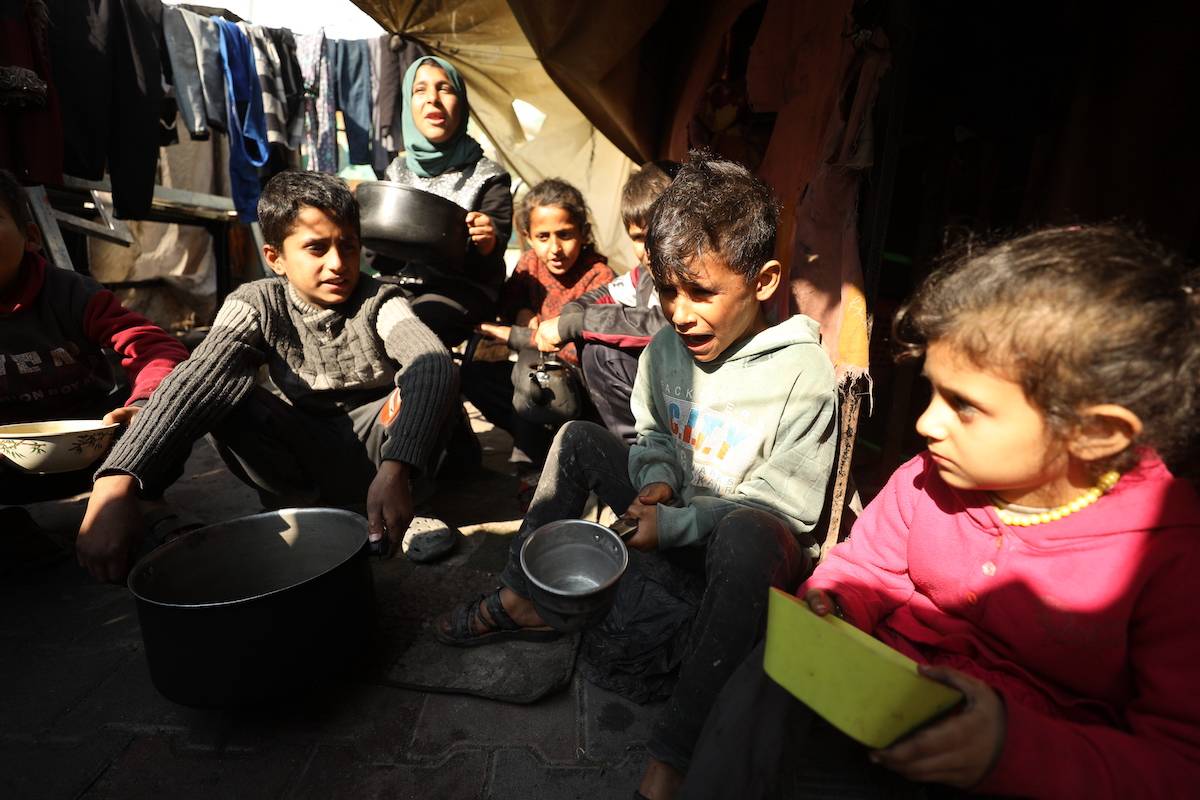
[
  {"xmin": 893, "ymin": 224, "xmax": 1200, "ymax": 478},
  {"xmin": 515, "ymin": 178, "xmax": 594, "ymax": 250}
]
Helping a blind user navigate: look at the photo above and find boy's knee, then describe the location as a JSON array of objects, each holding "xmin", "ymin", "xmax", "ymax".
[
  {"xmin": 708, "ymin": 508, "xmax": 801, "ymax": 578},
  {"xmin": 554, "ymin": 419, "xmax": 606, "ymax": 450},
  {"xmin": 581, "ymin": 343, "xmax": 636, "ymax": 386}
]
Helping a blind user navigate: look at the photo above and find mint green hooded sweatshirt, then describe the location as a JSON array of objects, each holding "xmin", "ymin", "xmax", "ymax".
[{"xmin": 628, "ymin": 314, "xmax": 838, "ymax": 549}]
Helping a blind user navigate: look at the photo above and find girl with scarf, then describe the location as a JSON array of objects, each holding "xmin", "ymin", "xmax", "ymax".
[{"xmin": 381, "ymin": 56, "xmax": 513, "ymax": 348}]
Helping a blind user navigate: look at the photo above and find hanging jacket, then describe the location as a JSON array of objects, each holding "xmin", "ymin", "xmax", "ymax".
[
  {"xmin": 213, "ymin": 18, "xmax": 269, "ymax": 222},
  {"xmin": 266, "ymin": 27, "xmax": 304, "ymax": 151},
  {"xmin": 177, "ymin": 6, "xmax": 226, "ymax": 133},
  {"xmin": 162, "ymin": 5, "xmax": 209, "ymax": 139}
]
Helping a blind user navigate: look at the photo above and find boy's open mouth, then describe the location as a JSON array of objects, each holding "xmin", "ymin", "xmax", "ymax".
[{"xmin": 680, "ymin": 332, "xmax": 714, "ymax": 350}]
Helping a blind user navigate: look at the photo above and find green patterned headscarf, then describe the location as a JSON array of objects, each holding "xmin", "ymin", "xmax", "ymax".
[{"xmin": 401, "ymin": 56, "xmax": 483, "ymax": 178}]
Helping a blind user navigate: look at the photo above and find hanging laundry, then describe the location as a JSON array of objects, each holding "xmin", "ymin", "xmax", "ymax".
[
  {"xmin": 267, "ymin": 28, "xmax": 305, "ymax": 151},
  {"xmin": 213, "ymin": 18, "xmax": 269, "ymax": 222},
  {"xmin": 240, "ymin": 23, "xmax": 290, "ymax": 149},
  {"xmin": 45, "ymin": 0, "xmax": 168, "ymax": 218},
  {"xmin": 329, "ymin": 38, "xmax": 373, "ymax": 166},
  {"xmin": 162, "ymin": 5, "xmax": 210, "ymax": 140},
  {"xmin": 296, "ymin": 30, "xmax": 336, "ymax": 173},
  {"xmin": 367, "ymin": 34, "xmax": 400, "ymax": 171},
  {"xmin": 175, "ymin": 7, "xmax": 227, "ymax": 133},
  {"xmin": 0, "ymin": 0, "xmax": 64, "ymax": 185}
]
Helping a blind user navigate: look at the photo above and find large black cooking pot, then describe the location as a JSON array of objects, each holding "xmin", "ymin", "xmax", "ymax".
[
  {"xmin": 357, "ymin": 181, "xmax": 469, "ymax": 273},
  {"xmin": 127, "ymin": 508, "xmax": 375, "ymax": 708}
]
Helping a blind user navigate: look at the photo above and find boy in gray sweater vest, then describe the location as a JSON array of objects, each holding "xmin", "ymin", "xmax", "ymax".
[{"xmin": 77, "ymin": 172, "xmax": 458, "ymax": 582}]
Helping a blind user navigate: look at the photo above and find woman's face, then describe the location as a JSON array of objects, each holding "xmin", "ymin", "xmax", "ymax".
[{"xmin": 410, "ymin": 62, "xmax": 462, "ymax": 144}]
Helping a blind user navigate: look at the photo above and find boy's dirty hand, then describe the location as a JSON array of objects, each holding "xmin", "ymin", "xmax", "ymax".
[
  {"xmin": 77, "ymin": 474, "xmax": 144, "ymax": 583},
  {"xmin": 870, "ymin": 665, "xmax": 1006, "ymax": 789},
  {"xmin": 367, "ymin": 460, "xmax": 413, "ymax": 556},
  {"xmin": 476, "ymin": 322, "xmax": 512, "ymax": 342},
  {"xmin": 533, "ymin": 317, "xmax": 562, "ymax": 352},
  {"xmin": 102, "ymin": 406, "xmax": 141, "ymax": 426},
  {"xmin": 620, "ymin": 503, "xmax": 659, "ymax": 551},
  {"xmin": 637, "ymin": 482, "xmax": 674, "ymax": 506},
  {"xmin": 466, "ymin": 211, "xmax": 496, "ymax": 256}
]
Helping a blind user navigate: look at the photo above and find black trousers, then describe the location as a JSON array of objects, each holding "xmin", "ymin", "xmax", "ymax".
[
  {"xmin": 579, "ymin": 342, "xmax": 639, "ymax": 444},
  {"xmin": 498, "ymin": 421, "xmax": 808, "ymax": 771},
  {"xmin": 681, "ymin": 643, "xmax": 980, "ymax": 800},
  {"xmin": 209, "ymin": 387, "xmax": 395, "ymax": 510}
]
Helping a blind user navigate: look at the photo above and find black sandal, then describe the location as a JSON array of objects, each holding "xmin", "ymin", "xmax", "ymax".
[{"xmin": 434, "ymin": 589, "xmax": 561, "ymax": 648}]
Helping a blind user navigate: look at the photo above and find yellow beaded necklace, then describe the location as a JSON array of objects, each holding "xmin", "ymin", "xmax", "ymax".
[{"xmin": 992, "ymin": 470, "xmax": 1121, "ymax": 527}]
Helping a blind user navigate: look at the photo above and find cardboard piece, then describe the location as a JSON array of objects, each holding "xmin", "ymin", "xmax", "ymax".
[{"xmin": 763, "ymin": 588, "xmax": 963, "ymax": 748}]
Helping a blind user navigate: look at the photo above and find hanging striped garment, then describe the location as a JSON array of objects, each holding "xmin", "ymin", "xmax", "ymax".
[{"xmin": 239, "ymin": 23, "xmax": 289, "ymax": 148}]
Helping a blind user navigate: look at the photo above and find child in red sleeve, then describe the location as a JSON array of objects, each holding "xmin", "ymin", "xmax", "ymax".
[
  {"xmin": 0, "ymin": 169, "xmax": 189, "ymax": 507},
  {"xmin": 463, "ymin": 178, "xmax": 614, "ymax": 467},
  {"xmin": 682, "ymin": 226, "xmax": 1200, "ymax": 800}
]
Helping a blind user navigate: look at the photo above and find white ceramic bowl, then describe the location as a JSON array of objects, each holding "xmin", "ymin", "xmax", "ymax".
[{"xmin": 0, "ymin": 420, "xmax": 121, "ymax": 474}]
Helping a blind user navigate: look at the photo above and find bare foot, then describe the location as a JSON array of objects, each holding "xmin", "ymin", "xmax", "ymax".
[{"xmin": 638, "ymin": 758, "xmax": 683, "ymax": 799}]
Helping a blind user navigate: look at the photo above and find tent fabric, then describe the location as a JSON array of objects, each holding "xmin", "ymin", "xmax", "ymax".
[
  {"xmin": 751, "ymin": 2, "xmax": 883, "ymax": 379},
  {"xmin": 351, "ymin": 0, "xmax": 637, "ymax": 269}
]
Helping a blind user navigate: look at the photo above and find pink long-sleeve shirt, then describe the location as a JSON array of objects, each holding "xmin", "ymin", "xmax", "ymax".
[{"xmin": 804, "ymin": 452, "xmax": 1200, "ymax": 797}]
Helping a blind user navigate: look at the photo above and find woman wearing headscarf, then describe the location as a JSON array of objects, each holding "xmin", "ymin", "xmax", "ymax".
[{"xmin": 381, "ymin": 56, "xmax": 513, "ymax": 348}]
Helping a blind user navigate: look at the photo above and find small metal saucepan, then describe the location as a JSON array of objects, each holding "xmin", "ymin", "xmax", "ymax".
[
  {"xmin": 519, "ymin": 517, "xmax": 638, "ymax": 632},
  {"xmin": 356, "ymin": 181, "xmax": 469, "ymax": 273}
]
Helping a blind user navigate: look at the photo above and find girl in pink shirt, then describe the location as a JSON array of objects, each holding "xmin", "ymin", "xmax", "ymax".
[{"xmin": 680, "ymin": 226, "xmax": 1200, "ymax": 799}]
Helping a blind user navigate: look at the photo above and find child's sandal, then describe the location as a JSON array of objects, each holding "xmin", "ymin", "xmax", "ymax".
[{"xmin": 434, "ymin": 589, "xmax": 560, "ymax": 648}]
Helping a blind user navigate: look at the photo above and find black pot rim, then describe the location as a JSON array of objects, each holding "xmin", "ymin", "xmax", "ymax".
[
  {"xmin": 357, "ymin": 180, "xmax": 468, "ymax": 215},
  {"xmin": 127, "ymin": 507, "xmax": 368, "ymax": 610}
]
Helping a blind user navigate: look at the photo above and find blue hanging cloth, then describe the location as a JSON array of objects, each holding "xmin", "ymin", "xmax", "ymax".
[{"xmin": 214, "ymin": 18, "xmax": 270, "ymax": 222}]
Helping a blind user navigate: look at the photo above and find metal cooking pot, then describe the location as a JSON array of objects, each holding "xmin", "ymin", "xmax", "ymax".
[
  {"xmin": 127, "ymin": 508, "xmax": 375, "ymax": 708},
  {"xmin": 357, "ymin": 181, "xmax": 469, "ymax": 273},
  {"xmin": 519, "ymin": 518, "xmax": 636, "ymax": 632}
]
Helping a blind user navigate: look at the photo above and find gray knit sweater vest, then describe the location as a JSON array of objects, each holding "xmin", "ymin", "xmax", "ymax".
[{"xmin": 100, "ymin": 276, "xmax": 456, "ymax": 486}]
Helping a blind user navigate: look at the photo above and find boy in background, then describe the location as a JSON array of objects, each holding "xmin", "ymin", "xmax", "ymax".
[
  {"xmin": 77, "ymin": 171, "xmax": 457, "ymax": 582},
  {"xmin": 437, "ymin": 154, "xmax": 838, "ymax": 800},
  {"xmin": 0, "ymin": 168, "xmax": 188, "ymax": 548},
  {"xmin": 532, "ymin": 161, "xmax": 676, "ymax": 442}
]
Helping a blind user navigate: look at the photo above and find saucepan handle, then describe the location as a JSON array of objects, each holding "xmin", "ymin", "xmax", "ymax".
[{"xmin": 608, "ymin": 517, "xmax": 639, "ymax": 540}]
